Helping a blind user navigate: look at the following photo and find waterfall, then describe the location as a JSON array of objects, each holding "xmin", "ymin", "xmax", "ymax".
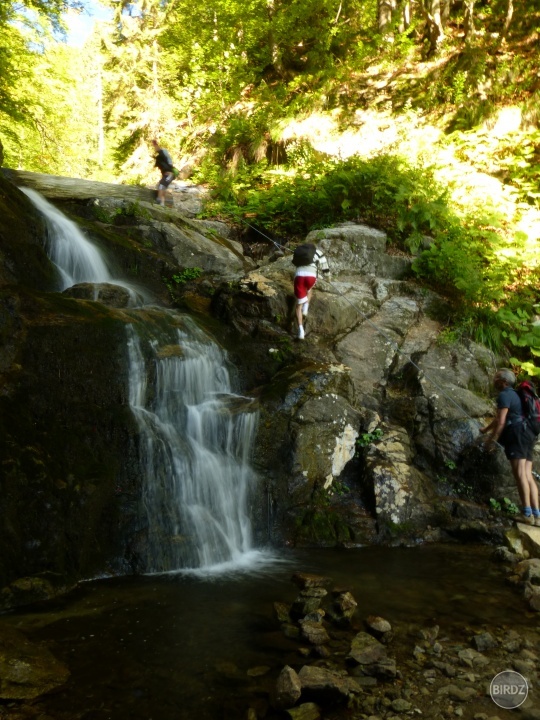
[
  {"xmin": 127, "ymin": 312, "xmax": 259, "ymax": 572},
  {"xmin": 22, "ymin": 188, "xmax": 113, "ymax": 289},
  {"xmin": 21, "ymin": 188, "xmax": 144, "ymax": 303},
  {"xmin": 24, "ymin": 187, "xmax": 265, "ymax": 574}
]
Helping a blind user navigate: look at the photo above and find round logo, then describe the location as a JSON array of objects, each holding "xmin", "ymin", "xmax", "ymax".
[{"xmin": 490, "ymin": 670, "xmax": 528, "ymax": 709}]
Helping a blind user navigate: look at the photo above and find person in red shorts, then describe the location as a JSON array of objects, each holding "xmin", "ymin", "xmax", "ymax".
[{"xmin": 293, "ymin": 247, "xmax": 330, "ymax": 340}]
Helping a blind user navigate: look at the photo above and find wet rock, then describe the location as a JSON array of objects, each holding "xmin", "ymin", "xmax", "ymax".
[
  {"xmin": 515, "ymin": 558, "xmax": 540, "ymax": 585},
  {"xmin": 282, "ymin": 623, "xmax": 301, "ymax": 640},
  {"xmin": 512, "ymin": 658, "xmax": 536, "ymax": 675},
  {"xmin": 0, "ymin": 626, "xmax": 69, "ymax": 699},
  {"xmin": 471, "ymin": 632, "xmax": 498, "ymax": 652},
  {"xmin": 437, "ymin": 684, "xmax": 478, "ymax": 702},
  {"xmin": 298, "ymin": 665, "xmax": 360, "ymax": 701},
  {"xmin": 291, "ymin": 573, "xmax": 330, "ymax": 590},
  {"xmin": 501, "ymin": 630, "xmax": 522, "ymax": 652},
  {"xmin": 492, "ymin": 546, "xmax": 520, "ymax": 565},
  {"xmin": 524, "ymin": 583, "xmax": 540, "ymax": 611},
  {"xmin": 365, "ymin": 615, "xmax": 392, "ymax": 640},
  {"xmin": 391, "ymin": 698, "xmax": 412, "ymax": 712},
  {"xmin": 62, "ymin": 282, "xmax": 134, "ymax": 308},
  {"xmin": 457, "ymin": 648, "xmax": 490, "ymax": 668},
  {"xmin": 362, "ymin": 657, "xmax": 398, "ymax": 679},
  {"xmin": 286, "ymin": 702, "xmax": 322, "ymax": 720},
  {"xmin": 273, "ymin": 665, "xmax": 302, "ymax": 710},
  {"xmin": 327, "ymin": 591, "xmax": 357, "ymax": 626},
  {"xmin": 274, "ymin": 601, "xmax": 292, "ymax": 623},
  {"xmin": 291, "ymin": 589, "xmax": 328, "ymax": 619},
  {"xmin": 348, "ymin": 632, "xmax": 388, "ymax": 666},
  {"xmin": 504, "ymin": 527, "xmax": 526, "ymax": 555},
  {"xmin": 418, "ymin": 626, "xmax": 439, "ymax": 644},
  {"xmin": 299, "ymin": 619, "xmax": 330, "ymax": 646},
  {"xmin": 0, "ymin": 574, "xmax": 76, "ymax": 613}
]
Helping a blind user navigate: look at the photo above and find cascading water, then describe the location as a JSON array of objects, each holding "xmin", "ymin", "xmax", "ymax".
[
  {"xmin": 24, "ymin": 187, "xmax": 264, "ymax": 574},
  {"xmin": 127, "ymin": 313, "xmax": 259, "ymax": 572},
  {"xmin": 22, "ymin": 188, "xmax": 113, "ymax": 289},
  {"xmin": 21, "ymin": 188, "xmax": 145, "ymax": 303}
]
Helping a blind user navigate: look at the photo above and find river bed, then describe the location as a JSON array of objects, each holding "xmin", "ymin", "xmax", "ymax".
[{"xmin": 1, "ymin": 544, "xmax": 538, "ymax": 720}]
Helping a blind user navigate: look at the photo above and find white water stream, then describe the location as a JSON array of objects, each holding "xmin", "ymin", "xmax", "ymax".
[
  {"xmin": 24, "ymin": 187, "xmax": 263, "ymax": 573},
  {"xmin": 21, "ymin": 188, "xmax": 144, "ymax": 303}
]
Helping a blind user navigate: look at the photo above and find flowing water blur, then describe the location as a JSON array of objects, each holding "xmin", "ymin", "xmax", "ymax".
[
  {"xmin": 22, "ymin": 188, "xmax": 268, "ymax": 574},
  {"xmin": 126, "ymin": 312, "xmax": 261, "ymax": 572},
  {"xmin": 22, "ymin": 188, "xmax": 146, "ymax": 303}
]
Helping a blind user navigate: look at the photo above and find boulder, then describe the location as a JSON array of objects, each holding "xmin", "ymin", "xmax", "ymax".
[
  {"xmin": 0, "ymin": 626, "xmax": 69, "ymax": 700},
  {"xmin": 348, "ymin": 631, "xmax": 388, "ymax": 666},
  {"xmin": 273, "ymin": 665, "xmax": 302, "ymax": 710}
]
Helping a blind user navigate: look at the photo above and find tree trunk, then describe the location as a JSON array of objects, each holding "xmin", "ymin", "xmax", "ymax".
[
  {"xmin": 501, "ymin": 0, "xmax": 513, "ymax": 39},
  {"xmin": 401, "ymin": 1, "xmax": 411, "ymax": 31},
  {"xmin": 423, "ymin": 0, "xmax": 445, "ymax": 56},
  {"xmin": 96, "ymin": 62, "xmax": 105, "ymax": 167},
  {"xmin": 378, "ymin": 0, "xmax": 397, "ymax": 31},
  {"xmin": 463, "ymin": 0, "xmax": 475, "ymax": 40}
]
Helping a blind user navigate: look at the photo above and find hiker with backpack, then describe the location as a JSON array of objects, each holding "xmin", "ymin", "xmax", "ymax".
[
  {"xmin": 292, "ymin": 243, "xmax": 330, "ymax": 340},
  {"xmin": 151, "ymin": 139, "xmax": 177, "ymax": 206},
  {"xmin": 479, "ymin": 368, "xmax": 540, "ymax": 526}
]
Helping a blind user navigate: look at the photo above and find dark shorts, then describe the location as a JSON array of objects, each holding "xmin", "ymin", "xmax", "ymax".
[
  {"xmin": 499, "ymin": 422, "xmax": 536, "ymax": 461},
  {"xmin": 294, "ymin": 275, "xmax": 316, "ymax": 303},
  {"xmin": 158, "ymin": 171, "xmax": 174, "ymax": 189}
]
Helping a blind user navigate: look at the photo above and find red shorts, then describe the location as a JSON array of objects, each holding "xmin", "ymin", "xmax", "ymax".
[{"xmin": 294, "ymin": 275, "xmax": 316, "ymax": 302}]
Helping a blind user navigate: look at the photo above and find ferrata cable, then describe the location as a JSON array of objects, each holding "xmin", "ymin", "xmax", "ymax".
[{"xmin": 240, "ymin": 218, "xmax": 482, "ymax": 424}]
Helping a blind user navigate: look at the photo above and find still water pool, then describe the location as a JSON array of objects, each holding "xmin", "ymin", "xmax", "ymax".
[{"xmin": 1, "ymin": 544, "xmax": 536, "ymax": 720}]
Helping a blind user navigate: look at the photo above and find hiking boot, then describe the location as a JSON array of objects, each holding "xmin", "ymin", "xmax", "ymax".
[
  {"xmin": 534, "ymin": 516, "xmax": 540, "ymax": 527},
  {"xmin": 518, "ymin": 514, "xmax": 535, "ymax": 526}
]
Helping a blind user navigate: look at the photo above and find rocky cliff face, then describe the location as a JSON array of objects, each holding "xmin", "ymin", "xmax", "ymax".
[
  {"xmin": 214, "ymin": 225, "xmax": 518, "ymax": 548},
  {"xmin": 0, "ymin": 171, "xmax": 523, "ymax": 606}
]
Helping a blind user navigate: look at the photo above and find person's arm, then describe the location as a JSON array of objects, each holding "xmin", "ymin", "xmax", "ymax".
[
  {"xmin": 481, "ymin": 407, "xmax": 508, "ymax": 445},
  {"xmin": 315, "ymin": 250, "xmax": 330, "ymax": 275}
]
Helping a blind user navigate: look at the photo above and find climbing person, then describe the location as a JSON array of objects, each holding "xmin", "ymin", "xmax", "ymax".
[
  {"xmin": 479, "ymin": 368, "xmax": 540, "ymax": 526},
  {"xmin": 292, "ymin": 243, "xmax": 330, "ymax": 340},
  {"xmin": 151, "ymin": 139, "xmax": 175, "ymax": 206}
]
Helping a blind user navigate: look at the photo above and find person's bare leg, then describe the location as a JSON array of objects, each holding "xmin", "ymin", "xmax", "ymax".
[
  {"xmin": 525, "ymin": 460, "xmax": 539, "ymax": 508},
  {"xmin": 510, "ymin": 458, "xmax": 531, "ymax": 507},
  {"xmin": 295, "ymin": 302, "xmax": 303, "ymax": 328}
]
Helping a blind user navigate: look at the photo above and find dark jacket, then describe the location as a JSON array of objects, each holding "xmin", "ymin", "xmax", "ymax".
[{"xmin": 155, "ymin": 148, "xmax": 173, "ymax": 173}]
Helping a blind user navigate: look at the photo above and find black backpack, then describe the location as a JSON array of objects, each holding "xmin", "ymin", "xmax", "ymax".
[
  {"xmin": 516, "ymin": 379, "xmax": 540, "ymax": 435},
  {"xmin": 292, "ymin": 243, "xmax": 316, "ymax": 267}
]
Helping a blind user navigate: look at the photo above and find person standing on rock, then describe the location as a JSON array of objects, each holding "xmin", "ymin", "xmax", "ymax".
[
  {"xmin": 151, "ymin": 139, "xmax": 175, "ymax": 207},
  {"xmin": 480, "ymin": 368, "xmax": 540, "ymax": 526},
  {"xmin": 292, "ymin": 243, "xmax": 330, "ymax": 340}
]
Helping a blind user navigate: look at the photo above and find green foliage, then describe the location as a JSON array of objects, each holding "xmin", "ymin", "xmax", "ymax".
[
  {"xmin": 489, "ymin": 497, "xmax": 519, "ymax": 515},
  {"xmin": 171, "ymin": 267, "xmax": 203, "ymax": 285},
  {"xmin": 356, "ymin": 428, "xmax": 383, "ymax": 449},
  {"xmin": 203, "ymin": 153, "xmax": 451, "ymax": 245}
]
